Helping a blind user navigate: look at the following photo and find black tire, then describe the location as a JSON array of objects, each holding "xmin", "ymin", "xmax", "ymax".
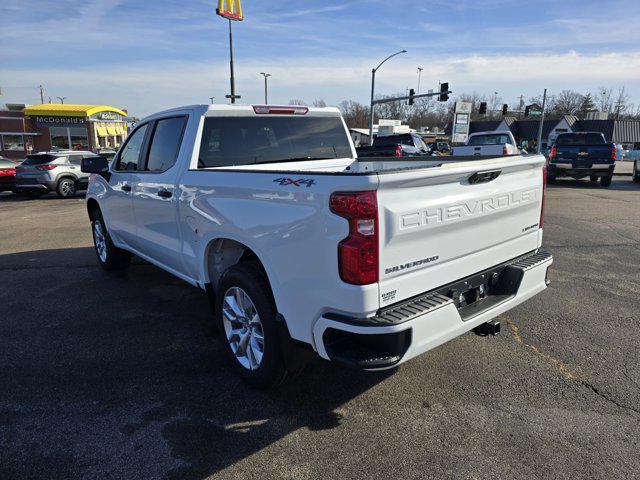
[
  {"xmin": 217, "ymin": 262, "xmax": 288, "ymax": 389},
  {"xmin": 589, "ymin": 175, "xmax": 598, "ymax": 182},
  {"xmin": 56, "ymin": 178, "xmax": 77, "ymax": 198},
  {"xmin": 600, "ymin": 176, "xmax": 612, "ymax": 187},
  {"xmin": 547, "ymin": 174, "xmax": 556, "ymax": 184},
  {"xmin": 91, "ymin": 210, "xmax": 132, "ymax": 271},
  {"xmin": 633, "ymin": 161, "xmax": 640, "ymax": 183}
]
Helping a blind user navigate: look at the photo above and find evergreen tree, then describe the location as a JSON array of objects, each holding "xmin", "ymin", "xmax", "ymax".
[{"xmin": 579, "ymin": 93, "xmax": 596, "ymax": 114}]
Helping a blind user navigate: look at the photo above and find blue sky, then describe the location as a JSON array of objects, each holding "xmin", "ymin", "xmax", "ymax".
[{"xmin": 1, "ymin": 0, "xmax": 639, "ymax": 116}]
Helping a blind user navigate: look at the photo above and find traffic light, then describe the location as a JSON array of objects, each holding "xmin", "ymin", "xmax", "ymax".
[
  {"xmin": 502, "ymin": 104, "xmax": 508, "ymax": 115},
  {"xmin": 438, "ymin": 82, "xmax": 449, "ymax": 102},
  {"xmin": 408, "ymin": 88, "xmax": 415, "ymax": 105},
  {"xmin": 479, "ymin": 102, "xmax": 487, "ymax": 115},
  {"xmin": 525, "ymin": 105, "xmax": 531, "ymax": 117}
]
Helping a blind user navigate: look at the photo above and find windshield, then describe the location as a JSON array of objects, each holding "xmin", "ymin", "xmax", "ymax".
[
  {"xmin": 468, "ymin": 134, "xmax": 512, "ymax": 146},
  {"xmin": 555, "ymin": 133, "xmax": 606, "ymax": 146},
  {"xmin": 198, "ymin": 116, "xmax": 352, "ymax": 168}
]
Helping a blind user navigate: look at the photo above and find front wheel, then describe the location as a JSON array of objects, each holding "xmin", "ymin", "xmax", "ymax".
[
  {"xmin": 600, "ymin": 176, "xmax": 612, "ymax": 187},
  {"xmin": 633, "ymin": 161, "xmax": 640, "ymax": 183},
  {"xmin": 56, "ymin": 178, "xmax": 77, "ymax": 198},
  {"xmin": 217, "ymin": 262, "xmax": 289, "ymax": 388},
  {"xmin": 91, "ymin": 210, "xmax": 132, "ymax": 271}
]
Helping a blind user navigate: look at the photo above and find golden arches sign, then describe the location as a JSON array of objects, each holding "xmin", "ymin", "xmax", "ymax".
[{"xmin": 216, "ymin": 0, "xmax": 243, "ymax": 21}]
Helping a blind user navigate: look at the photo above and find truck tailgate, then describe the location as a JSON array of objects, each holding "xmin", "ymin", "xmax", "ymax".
[{"xmin": 376, "ymin": 155, "xmax": 545, "ymax": 307}]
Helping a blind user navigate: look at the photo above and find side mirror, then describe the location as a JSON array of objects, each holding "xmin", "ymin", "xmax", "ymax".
[{"xmin": 82, "ymin": 156, "xmax": 109, "ymax": 174}]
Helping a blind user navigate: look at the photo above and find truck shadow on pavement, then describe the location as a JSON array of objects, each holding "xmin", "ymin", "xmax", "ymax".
[
  {"xmin": 0, "ymin": 247, "xmax": 392, "ymax": 480},
  {"xmin": 548, "ymin": 178, "xmax": 637, "ymax": 191}
]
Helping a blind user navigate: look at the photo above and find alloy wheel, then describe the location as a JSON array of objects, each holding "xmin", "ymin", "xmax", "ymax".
[
  {"xmin": 222, "ymin": 286, "xmax": 265, "ymax": 370},
  {"xmin": 93, "ymin": 221, "xmax": 108, "ymax": 262}
]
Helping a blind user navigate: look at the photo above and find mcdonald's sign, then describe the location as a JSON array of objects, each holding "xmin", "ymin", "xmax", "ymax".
[{"xmin": 216, "ymin": 0, "xmax": 243, "ymax": 21}]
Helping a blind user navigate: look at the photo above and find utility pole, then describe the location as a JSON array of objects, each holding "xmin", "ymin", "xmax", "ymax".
[
  {"xmin": 417, "ymin": 67, "xmax": 423, "ymax": 94},
  {"xmin": 57, "ymin": 96, "xmax": 67, "ymax": 104},
  {"xmin": 260, "ymin": 72, "xmax": 271, "ymax": 104},
  {"xmin": 368, "ymin": 49, "xmax": 407, "ymax": 146},
  {"xmin": 536, "ymin": 88, "xmax": 547, "ymax": 154},
  {"xmin": 39, "ymin": 85, "xmax": 45, "ymax": 104}
]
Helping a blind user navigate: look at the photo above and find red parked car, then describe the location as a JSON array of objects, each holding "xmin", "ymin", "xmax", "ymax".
[{"xmin": 0, "ymin": 157, "xmax": 18, "ymax": 193}]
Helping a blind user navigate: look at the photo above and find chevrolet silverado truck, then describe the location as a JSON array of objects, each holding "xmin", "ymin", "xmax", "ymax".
[
  {"xmin": 452, "ymin": 131, "xmax": 520, "ymax": 157},
  {"xmin": 82, "ymin": 104, "xmax": 552, "ymax": 388},
  {"xmin": 547, "ymin": 132, "xmax": 616, "ymax": 186}
]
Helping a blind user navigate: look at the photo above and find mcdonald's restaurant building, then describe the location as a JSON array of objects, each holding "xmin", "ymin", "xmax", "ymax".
[{"xmin": 0, "ymin": 103, "xmax": 128, "ymax": 160}]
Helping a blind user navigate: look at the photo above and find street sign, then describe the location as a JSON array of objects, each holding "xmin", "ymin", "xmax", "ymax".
[
  {"xmin": 452, "ymin": 101, "xmax": 472, "ymax": 144},
  {"xmin": 526, "ymin": 103, "xmax": 542, "ymax": 116},
  {"xmin": 216, "ymin": 0, "xmax": 243, "ymax": 21}
]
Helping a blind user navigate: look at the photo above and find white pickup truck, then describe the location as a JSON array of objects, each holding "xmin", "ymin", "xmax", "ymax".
[
  {"xmin": 452, "ymin": 131, "xmax": 521, "ymax": 157},
  {"xmin": 82, "ymin": 104, "xmax": 552, "ymax": 387}
]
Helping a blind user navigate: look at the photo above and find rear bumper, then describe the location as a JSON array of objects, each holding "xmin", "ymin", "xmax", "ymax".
[
  {"xmin": 549, "ymin": 163, "xmax": 614, "ymax": 178},
  {"xmin": 313, "ymin": 249, "xmax": 553, "ymax": 369},
  {"xmin": 15, "ymin": 179, "xmax": 57, "ymax": 192}
]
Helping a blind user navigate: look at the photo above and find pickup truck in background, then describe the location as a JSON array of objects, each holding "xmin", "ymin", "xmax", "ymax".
[
  {"xmin": 452, "ymin": 131, "xmax": 520, "ymax": 157},
  {"xmin": 82, "ymin": 104, "xmax": 552, "ymax": 388},
  {"xmin": 548, "ymin": 132, "xmax": 616, "ymax": 187},
  {"xmin": 356, "ymin": 132, "xmax": 431, "ymax": 157}
]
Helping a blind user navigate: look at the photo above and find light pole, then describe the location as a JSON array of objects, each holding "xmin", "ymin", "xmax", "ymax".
[
  {"xmin": 209, "ymin": 97, "xmax": 215, "ymax": 104},
  {"xmin": 260, "ymin": 72, "xmax": 272, "ymax": 104},
  {"xmin": 417, "ymin": 67, "xmax": 423, "ymax": 94},
  {"xmin": 368, "ymin": 49, "xmax": 407, "ymax": 145},
  {"xmin": 57, "ymin": 96, "xmax": 67, "ymax": 104}
]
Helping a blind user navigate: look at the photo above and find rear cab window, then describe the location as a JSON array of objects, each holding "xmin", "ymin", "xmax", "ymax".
[
  {"xmin": 555, "ymin": 133, "xmax": 606, "ymax": 146},
  {"xmin": 198, "ymin": 115, "xmax": 352, "ymax": 168},
  {"xmin": 468, "ymin": 134, "xmax": 512, "ymax": 146}
]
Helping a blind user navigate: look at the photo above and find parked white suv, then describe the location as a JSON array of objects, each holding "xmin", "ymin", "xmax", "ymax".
[{"xmin": 82, "ymin": 104, "xmax": 552, "ymax": 387}]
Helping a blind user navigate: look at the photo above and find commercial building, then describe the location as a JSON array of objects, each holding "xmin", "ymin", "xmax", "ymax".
[
  {"xmin": 445, "ymin": 115, "xmax": 640, "ymax": 150},
  {"xmin": 0, "ymin": 103, "xmax": 128, "ymax": 161}
]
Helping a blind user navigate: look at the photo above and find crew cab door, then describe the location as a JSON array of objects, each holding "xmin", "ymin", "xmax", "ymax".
[
  {"xmin": 130, "ymin": 115, "xmax": 188, "ymax": 275},
  {"xmin": 105, "ymin": 123, "xmax": 150, "ymax": 247}
]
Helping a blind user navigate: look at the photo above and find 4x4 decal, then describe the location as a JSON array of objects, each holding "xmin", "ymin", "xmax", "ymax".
[{"xmin": 273, "ymin": 178, "xmax": 316, "ymax": 188}]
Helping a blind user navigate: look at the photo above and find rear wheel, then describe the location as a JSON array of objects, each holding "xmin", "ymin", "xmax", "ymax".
[
  {"xmin": 633, "ymin": 161, "xmax": 640, "ymax": 183},
  {"xmin": 600, "ymin": 176, "xmax": 612, "ymax": 187},
  {"xmin": 91, "ymin": 210, "xmax": 132, "ymax": 271},
  {"xmin": 56, "ymin": 178, "xmax": 77, "ymax": 198},
  {"xmin": 217, "ymin": 262, "xmax": 289, "ymax": 388}
]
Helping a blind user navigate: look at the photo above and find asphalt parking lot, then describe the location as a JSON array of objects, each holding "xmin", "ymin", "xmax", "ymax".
[{"xmin": 1, "ymin": 176, "xmax": 639, "ymax": 480}]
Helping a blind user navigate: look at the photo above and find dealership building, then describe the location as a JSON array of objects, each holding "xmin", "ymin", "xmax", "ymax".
[{"xmin": 0, "ymin": 103, "xmax": 128, "ymax": 160}]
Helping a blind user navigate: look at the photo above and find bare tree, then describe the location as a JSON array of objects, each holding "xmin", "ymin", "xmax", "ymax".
[
  {"xmin": 613, "ymin": 87, "xmax": 632, "ymax": 118},
  {"xmin": 596, "ymin": 87, "xmax": 614, "ymax": 113},
  {"xmin": 339, "ymin": 100, "xmax": 369, "ymax": 128},
  {"xmin": 312, "ymin": 99, "xmax": 327, "ymax": 108},
  {"xmin": 552, "ymin": 90, "xmax": 583, "ymax": 115},
  {"xmin": 288, "ymin": 99, "xmax": 307, "ymax": 106}
]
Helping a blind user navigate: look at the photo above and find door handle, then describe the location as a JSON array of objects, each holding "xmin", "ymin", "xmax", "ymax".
[
  {"xmin": 157, "ymin": 189, "xmax": 172, "ymax": 199},
  {"xmin": 121, "ymin": 184, "xmax": 132, "ymax": 192}
]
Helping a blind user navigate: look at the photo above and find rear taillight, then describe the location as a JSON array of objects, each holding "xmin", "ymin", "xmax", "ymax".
[
  {"xmin": 540, "ymin": 166, "xmax": 547, "ymax": 228},
  {"xmin": 502, "ymin": 146, "xmax": 508, "ymax": 156},
  {"xmin": 549, "ymin": 146, "xmax": 556, "ymax": 159},
  {"xmin": 611, "ymin": 146, "xmax": 617, "ymax": 160},
  {"xmin": 330, "ymin": 190, "xmax": 378, "ymax": 285},
  {"xmin": 0, "ymin": 168, "xmax": 16, "ymax": 177},
  {"xmin": 394, "ymin": 145, "xmax": 403, "ymax": 157},
  {"xmin": 36, "ymin": 164, "xmax": 57, "ymax": 171}
]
